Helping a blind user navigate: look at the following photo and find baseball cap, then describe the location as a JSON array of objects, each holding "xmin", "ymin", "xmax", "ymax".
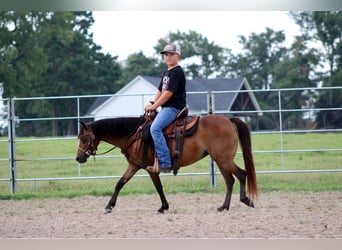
[{"xmin": 160, "ymin": 44, "xmax": 181, "ymax": 55}]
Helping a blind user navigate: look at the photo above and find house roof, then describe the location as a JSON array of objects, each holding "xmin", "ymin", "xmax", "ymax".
[
  {"xmin": 187, "ymin": 77, "xmax": 251, "ymax": 112},
  {"xmin": 87, "ymin": 75, "xmax": 261, "ymax": 116}
]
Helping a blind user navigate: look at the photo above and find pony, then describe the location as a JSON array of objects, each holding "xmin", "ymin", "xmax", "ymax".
[{"xmin": 75, "ymin": 114, "xmax": 258, "ymax": 213}]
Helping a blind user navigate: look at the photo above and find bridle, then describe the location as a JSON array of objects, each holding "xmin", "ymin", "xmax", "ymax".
[
  {"xmin": 78, "ymin": 130, "xmax": 97, "ymax": 157},
  {"xmin": 78, "ymin": 114, "xmax": 150, "ymax": 158},
  {"xmin": 78, "ymin": 130, "xmax": 117, "ymax": 157}
]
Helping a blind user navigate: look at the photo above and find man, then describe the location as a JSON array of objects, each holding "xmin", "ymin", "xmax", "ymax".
[{"xmin": 144, "ymin": 44, "xmax": 186, "ymax": 173}]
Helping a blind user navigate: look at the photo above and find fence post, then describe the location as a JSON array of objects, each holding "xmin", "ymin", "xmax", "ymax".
[
  {"xmin": 8, "ymin": 98, "xmax": 17, "ymax": 193},
  {"xmin": 77, "ymin": 96, "xmax": 81, "ymax": 177},
  {"xmin": 278, "ymin": 90, "xmax": 285, "ymax": 170},
  {"xmin": 207, "ymin": 91, "xmax": 217, "ymax": 187}
]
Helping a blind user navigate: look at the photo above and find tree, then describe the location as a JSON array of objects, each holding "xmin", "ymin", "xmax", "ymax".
[
  {"xmin": 226, "ymin": 28, "xmax": 288, "ymax": 129},
  {"xmin": 153, "ymin": 30, "xmax": 229, "ymax": 78},
  {"xmin": 230, "ymin": 28, "xmax": 288, "ymax": 90},
  {"xmin": 290, "ymin": 11, "xmax": 342, "ymax": 128},
  {"xmin": 0, "ymin": 11, "xmax": 123, "ymax": 136},
  {"xmin": 272, "ymin": 35, "xmax": 321, "ymax": 129},
  {"xmin": 37, "ymin": 11, "xmax": 122, "ymax": 135},
  {"xmin": 0, "ymin": 12, "xmax": 49, "ymax": 98},
  {"xmin": 120, "ymin": 51, "xmax": 163, "ymax": 84}
]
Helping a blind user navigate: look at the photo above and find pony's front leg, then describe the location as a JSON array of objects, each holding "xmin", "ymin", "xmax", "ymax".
[
  {"xmin": 104, "ymin": 164, "xmax": 139, "ymax": 214},
  {"xmin": 147, "ymin": 172, "xmax": 169, "ymax": 213}
]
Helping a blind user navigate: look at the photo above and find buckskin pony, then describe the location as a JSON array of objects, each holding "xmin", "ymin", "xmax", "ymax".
[{"xmin": 75, "ymin": 113, "xmax": 258, "ymax": 214}]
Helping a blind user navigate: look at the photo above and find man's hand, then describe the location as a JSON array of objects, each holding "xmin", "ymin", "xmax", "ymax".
[
  {"xmin": 144, "ymin": 104, "xmax": 155, "ymax": 112},
  {"xmin": 144, "ymin": 90, "xmax": 173, "ymax": 112}
]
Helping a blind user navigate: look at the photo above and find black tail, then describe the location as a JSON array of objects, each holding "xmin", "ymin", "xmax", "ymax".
[{"xmin": 230, "ymin": 117, "xmax": 258, "ymax": 200}]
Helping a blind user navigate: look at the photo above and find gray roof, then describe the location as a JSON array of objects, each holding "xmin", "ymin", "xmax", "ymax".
[
  {"xmin": 87, "ymin": 76, "xmax": 260, "ymax": 115},
  {"xmin": 187, "ymin": 77, "xmax": 246, "ymax": 112}
]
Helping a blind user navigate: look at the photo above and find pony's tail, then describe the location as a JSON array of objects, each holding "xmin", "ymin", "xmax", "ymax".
[{"xmin": 230, "ymin": 117, "xmax": 258, "ymax": 200}]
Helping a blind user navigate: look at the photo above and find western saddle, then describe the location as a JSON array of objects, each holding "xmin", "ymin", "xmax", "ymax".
[{"xmin": 121, "ymin": 106, "xmax": 199, "ymax": 175}]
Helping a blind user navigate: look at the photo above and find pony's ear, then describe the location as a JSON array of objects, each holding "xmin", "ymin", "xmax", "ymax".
[{"xmin": 79, "ymin": 121, "xmax": 88, "ymax": 130}]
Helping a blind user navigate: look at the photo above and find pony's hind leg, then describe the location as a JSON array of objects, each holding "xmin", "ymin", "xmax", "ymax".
[
  {"xmin": 217, "ymin": 161, "xmax": 254, "ymax": 211},
  {"xmin": 233, "ymin": 163, "xmax": 254, "ymax": 208},
  {"xmin": 217, "ymin": 165, "xmax": 235, "ymax": 211}
]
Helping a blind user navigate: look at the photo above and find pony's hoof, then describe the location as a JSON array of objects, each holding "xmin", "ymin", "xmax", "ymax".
[
  {"xmin": 241, "ymin": 197, "xmax": 255, "ymax": 208},
  {"xmin": 217, "ymin": 206, "xmax": 228, "ymax": 212},
  {"xmin": 104, "ymin": 208, "xmax": 112, "ymax": 214},
  {"xmin": 157, "ymin": 204, "xmax": 169, "ymax": 213}
]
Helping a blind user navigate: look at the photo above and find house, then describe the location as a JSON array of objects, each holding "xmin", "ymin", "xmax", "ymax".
[
  {"xmin": 87, "ymin": 75, "xmax": 262, "ymax": 120},
  {"xmin": 87, "ymin": 76, "xmax": 158, "ymax": 119}
]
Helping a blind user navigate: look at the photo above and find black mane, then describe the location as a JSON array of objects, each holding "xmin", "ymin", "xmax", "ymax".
[{"xmin": 89, "ymin": 116, "xmax": 145, "ymax": 138}]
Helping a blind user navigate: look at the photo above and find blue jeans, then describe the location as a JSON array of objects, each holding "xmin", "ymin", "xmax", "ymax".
[{"xmin": 150, "ymin": 107, "xmax": 179, "ymax": 168}]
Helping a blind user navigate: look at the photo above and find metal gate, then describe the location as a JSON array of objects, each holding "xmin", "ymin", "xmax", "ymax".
[{"xmin": 1, "ymin": 87, "xmax": 341, "ymax": 193}]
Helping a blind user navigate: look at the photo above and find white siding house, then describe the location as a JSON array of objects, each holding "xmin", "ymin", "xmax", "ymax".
[
  {"xmin": 88, "ymin": 76, "xmax": 159, "ymax": 120},
  {"xmin": 87, "ymin": 75, "xmax": 262, "ymax": 120}
]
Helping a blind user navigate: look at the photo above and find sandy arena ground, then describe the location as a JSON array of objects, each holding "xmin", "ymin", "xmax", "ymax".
[{"xmin": 0, "ymin": 191, "xmax": 341, "ymax": 238}]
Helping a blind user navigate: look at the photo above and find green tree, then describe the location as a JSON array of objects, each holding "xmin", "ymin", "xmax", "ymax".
[
  {"xmin": 1, "ymin": 11, "xmax": 123, "ymax": 136},
  {"xmin": 120, "ymin": 51, "xmax": 162, "ymax": 84},
  {"xmin": 38, "ymin": 11, "xmax": 122, "ymax": 135},
  {"xmin": 290, "ymin": 11, "xmax": 342, "ymax": 128},
  {"xmin": 226, "ymin": 28, "xmax": 288, "ymax": 129},
  {"xmin": 272, "ymin": 35, "xmax": 321, "ymax": 129},
  {"xmin": 0, "ymin": 11, "xmax": 49, "ymax": 98},
  {"xmin": 231, "ymin": 28, "xmax": 288, "ymax": 90},
  {"xmin": 154, "ymin": 30, "xmax": 228, "ymax": 78}
]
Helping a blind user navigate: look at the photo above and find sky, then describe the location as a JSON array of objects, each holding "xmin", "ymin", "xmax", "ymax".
[{"xmin": 89, "ymin": 11, "xmax": 302, "ymax": 61}]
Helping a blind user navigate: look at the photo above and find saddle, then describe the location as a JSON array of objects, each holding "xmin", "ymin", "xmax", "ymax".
[
  {"xmin": 121, "ymin": 108, "xmax": 199, "ymax": 175},
  {"xmin": 144, "ymin": 108, "xmax": 199, "ymax": 175}
]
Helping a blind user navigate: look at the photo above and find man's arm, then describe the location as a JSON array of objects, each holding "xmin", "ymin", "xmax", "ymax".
[{"xmin": 145, "ymin": 90, "xmax": 173, "ymax": 111}]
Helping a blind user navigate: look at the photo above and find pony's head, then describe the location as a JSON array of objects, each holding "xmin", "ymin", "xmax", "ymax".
[{"xmin": 75, "ymin": 121, "xmax": 99, "ymax": 163}]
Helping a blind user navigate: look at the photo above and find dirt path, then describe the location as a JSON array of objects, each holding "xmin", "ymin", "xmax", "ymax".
[{"xmin": 1, "ymin": 191, "xmax": 341, "ymax": 238}]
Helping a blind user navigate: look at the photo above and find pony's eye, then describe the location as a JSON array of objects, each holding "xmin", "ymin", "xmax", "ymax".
[{"xmin": 80, "ymin": 136, "xmax": 88, "ymax": 144}]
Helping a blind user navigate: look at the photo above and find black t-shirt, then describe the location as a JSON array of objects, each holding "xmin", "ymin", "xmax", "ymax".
[{"xmin": 158, "ymin": 65, "xmax": 186, "ymax": 110}]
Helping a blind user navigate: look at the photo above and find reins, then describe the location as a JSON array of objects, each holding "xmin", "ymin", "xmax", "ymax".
[
  {"xmin": 96, "ymin": 145, "xmax": 118, "ymax": 155},
  {"xmin": 78, "ymin": 130, "xmax": 117, "ymax": 157}
]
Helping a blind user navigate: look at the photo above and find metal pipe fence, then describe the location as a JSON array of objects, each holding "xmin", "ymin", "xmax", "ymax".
[{"xmin": 0, "ymin": 86, "xmax": 341, "ymax": 193}]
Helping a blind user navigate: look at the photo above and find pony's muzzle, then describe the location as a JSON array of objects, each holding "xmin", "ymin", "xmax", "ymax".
[{"xmin": 75, "ymin": 154, "xmax": 87, "ymax": 163}]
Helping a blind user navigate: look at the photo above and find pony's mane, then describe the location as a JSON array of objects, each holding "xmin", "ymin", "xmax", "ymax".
[{"xmin": 89, "ymin": 116, "xmax": 144, "ymax": 138}]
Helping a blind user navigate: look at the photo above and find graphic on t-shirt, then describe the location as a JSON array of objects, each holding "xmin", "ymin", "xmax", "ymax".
[{"xmin": 162, "ymin": 76, "xmax": 170, "ymax": 90}]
